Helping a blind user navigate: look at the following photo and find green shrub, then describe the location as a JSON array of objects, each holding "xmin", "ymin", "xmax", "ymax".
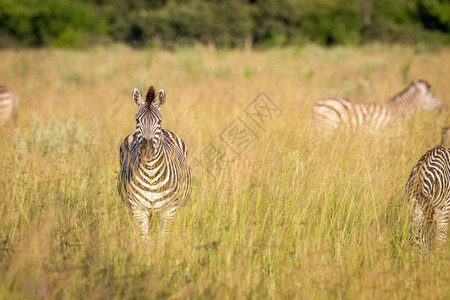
[
  {"xmin": 103, "ymin": 0, "xmax": 251, "ymax": 47},
  {"xmin": 1, "ymin": 0, "xmax": 450, "ymax": 48},
  {"xmin": 0, "ymin": 0, "xmax": 103, "ymax": 47},
  {"xmin": 52, "ymin": 28, "xmax": 87, "ymax": 49},
  {"xmin": 418, "ymin": 0, "xmax": 450, "ymax": 32},
  {"xmin": 299, "ymin": 0, "xmax": 362, "ymax": 45}
]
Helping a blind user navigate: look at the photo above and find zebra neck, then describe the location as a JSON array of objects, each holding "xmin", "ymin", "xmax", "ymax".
[{"xmin": 386, "ymin": 86, "xmax": 421, "ymax": 118}]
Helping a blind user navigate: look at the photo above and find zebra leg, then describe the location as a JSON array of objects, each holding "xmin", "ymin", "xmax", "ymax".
[
  {"xmin": 132, "ymin": 208, "xmax": 151, "ymax": 242},
  {"xmin": 434, "ymin": 210, "xmax": 448, "ymax": 250},
  {"xmin": 160, "ymin": 206, "xmax": 178, "ymax": 239}
]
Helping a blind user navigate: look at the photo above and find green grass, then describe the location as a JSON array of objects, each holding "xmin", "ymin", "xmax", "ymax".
[{"xmin": 0, "ymin": 44, "xmax": 449, "ymax": 299}]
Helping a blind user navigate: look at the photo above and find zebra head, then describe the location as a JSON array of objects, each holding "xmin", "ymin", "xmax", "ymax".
[
  {"xmin": 442, "ymin": 126, "xmax": 450, "ymax": 148},
  {"xmin": 415, "ymin": 80, "xmax": 442, "ymax": 111},
  {"xmin": 132, "ymin": 86, "xmax": 166, "ymax": 155}
]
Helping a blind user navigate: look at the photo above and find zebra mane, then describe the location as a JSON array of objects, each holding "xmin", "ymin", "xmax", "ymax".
[
  {"xmin": 388, "ymin": 81, "xmax": 424, "ymax": 104},
  {"xmin": 146, "ymin": 86, "xmax": 156, "ymax": 104}
]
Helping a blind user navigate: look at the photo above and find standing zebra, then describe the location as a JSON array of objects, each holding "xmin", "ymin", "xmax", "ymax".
[
  {"xmin": 312, "ymin": 80, "xmax": 442, "ymax": 134},
  {"xmin": 118, "ymin": 86, "xmax": 192, "ymax": 241},
  {"xmin": 406, "ymin": 127, "xmax": 450, "ymax": 253},
  {"xmin": 0, "ymin": 86, "xmax": 19, "ymax": 125}
]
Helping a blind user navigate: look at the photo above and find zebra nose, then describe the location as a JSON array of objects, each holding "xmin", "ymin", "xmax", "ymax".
[{"xmin": 142, "ymin": 129, "xmax": 152, "ymax": 139}]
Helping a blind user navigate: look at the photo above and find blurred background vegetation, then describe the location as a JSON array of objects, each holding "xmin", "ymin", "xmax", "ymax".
[{"xmin": 0, "ymin": 0, "xmax": 449, "ymax": 49}]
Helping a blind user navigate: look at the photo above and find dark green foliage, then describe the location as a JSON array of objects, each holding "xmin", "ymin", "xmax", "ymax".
[
  {"xmin": 361, "ymin": 0, "xmax": 420, "ymax": 42},
  {"xmin": 251, "ymin": 0, "xmax": 303, "ymax": 46},
  {"xmin": 0, "ymin": 0, "xmax": 103, "ymax": 47},
  {"xmin": 101, "ymin": 0, "xmax": 251, "ymax": 47},
  {"xmin": 299, "ymin": 0, "xmax": 362, "ymax": 45},
  {"xmin": 361, "ymin": 0, "xmax": 450, "ymax": 44},
  {"xmin": 418, "ymin": 0, "xmax": 450, "ymax": 32},
  {"xmin": 0, "ymin": 0, "xmax": 450, "ymax": 48}
]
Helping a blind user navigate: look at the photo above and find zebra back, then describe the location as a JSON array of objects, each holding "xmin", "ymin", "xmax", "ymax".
[
  {"xmin": 312, "ymin": 80, "xmax": 442, "ymax": 134},
  {"xmin": 407, "ymin": 147, "xmax": 450, "ymax": 198},
  {"xmin": 406, "ymin": 145, "xmax": 450, "ymax": 249},
  {"xmin": 312, "ymin": 96, "xmax": 392, "ymax": 133}
]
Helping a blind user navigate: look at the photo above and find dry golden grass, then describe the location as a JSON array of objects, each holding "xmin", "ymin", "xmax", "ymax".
[{"xmin": 0, "ymin": 44, "xmax": 449, "ymax": 299}]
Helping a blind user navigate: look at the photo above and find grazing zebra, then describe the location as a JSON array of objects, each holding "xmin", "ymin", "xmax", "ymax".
[
  {"xmin": 312, "ymin": 80, "xmax": 442, "ymax": 134},
  {"xmin": 118, "ymin": 86, "xmax": 192, "ymax": 242},
  {"xmin": 406, "ymin": 127, "xmax": 450, "ymax": 253},
  {"xmin": 0, "ymin": 86, "xmax": 19, "ymax": 125}
]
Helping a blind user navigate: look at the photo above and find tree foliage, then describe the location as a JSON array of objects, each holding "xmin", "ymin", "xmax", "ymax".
[
  {"xmin": 0, "ymin": 0, "xmax": 449, "ymax": 48},
  {"xmin": 0, "ymin": 0, "xmax": 103, "ymax": 47}
]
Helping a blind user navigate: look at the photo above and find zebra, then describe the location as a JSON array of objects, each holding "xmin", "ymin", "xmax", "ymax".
[
  {"xmin": 0, "ymin": 86, "xmax": 19, "ymax": 125},
  {"xmin": 406, "ymin": 127, "xmax": 450, "ymax": 253},
  {"xmin": 442, "ymin": 126, "xmax": 450, "ymax": 146},
  {"xmin": 312, "ymin": 80, "xmax": 442, "ymax": 134},
  {"xmin": 118, "ymin": 85, "xmax": 192, "ymax": 242}
]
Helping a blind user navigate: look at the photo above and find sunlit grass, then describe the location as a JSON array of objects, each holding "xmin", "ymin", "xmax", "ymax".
[{"xmin": 0, "ymin": 44, "xmax": 449, "ymax": 298}]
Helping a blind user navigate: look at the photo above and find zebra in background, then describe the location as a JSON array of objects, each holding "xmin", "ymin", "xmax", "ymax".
[
  {"xmin": 406, "ymin": 127, "xmax": 450, "ymax": 253},
  {"xmin": 312, "ymin": 80, "xmax": 442, "ymax": 134},
  {"xmin": 442, "ymin": 126, "xmax": 450, "ymax": 146},
  {"xmin": 0, "ymin": 86, "xmax": 19, "ymax": 125},
  {"xmin": 118, "ymin": 85, "xmax": 192, "ymax": 241}
]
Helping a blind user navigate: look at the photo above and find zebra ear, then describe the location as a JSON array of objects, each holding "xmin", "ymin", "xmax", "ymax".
[
  {"xmin": 132, "ymin": 88, "xmax": 145, "ymax": 107},
  {"xmin": 152, "ymin": 89, "xmax": 166, "ymax": 109},
  {"xmin": 414, "ymin": 80, "xmax": 430, "ymax": 94}
]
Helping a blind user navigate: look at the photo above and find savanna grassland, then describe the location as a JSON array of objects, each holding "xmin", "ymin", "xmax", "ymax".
[{"xmin": 0, "ymin": 44, "xmax": 449, "ymax": 299}]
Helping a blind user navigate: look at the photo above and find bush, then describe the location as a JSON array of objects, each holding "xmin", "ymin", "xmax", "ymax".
[
  {"xmin": 299, "ymin": 0, "xmax": 362, "ymax": 45},
  {"xmin": 251, "ymin": 0, "xmax": 303, "ymax": 47},
  {"xmin": 52, "ymin": 28, "xmax": 87, "ymax": 49},
  {"xmin": 1, "ymin": 0, "xmax": 450, "ymax": 48},
  {"xmin": 418, "ymin": 0, "xmax": 450, "ymax": 32},
  {"xmin": 103, "ymin": 0, "xmax": 251, "ymax": 47},
  {"xmin": 0, "ymin": 0, "xmax": 103, "ymax": 47}
]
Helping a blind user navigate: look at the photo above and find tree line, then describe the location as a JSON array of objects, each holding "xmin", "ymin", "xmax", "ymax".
[{"xmin": 1, "ymin": 0, "xmax": 449, "ymax": 48}]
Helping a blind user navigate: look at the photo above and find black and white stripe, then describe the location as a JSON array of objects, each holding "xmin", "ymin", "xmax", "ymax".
[
  {"xmin": 312, "ymin": 80, "xmax": 442, "ymax": 134},
  {"xmin": 0, "ymin": 86, "xmax": 18, "ymax": 125},
  {"xmin": 406, "ymin": 127, "xmax": 450, "ymax": 252},
  {"xmin": 118, "ymin": 86, "xmax": 192, "ymax": 241}
]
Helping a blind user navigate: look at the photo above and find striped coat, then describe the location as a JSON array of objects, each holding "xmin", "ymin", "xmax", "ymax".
[
  {"xmin": 312, "ymin": 80, "xmax": 442, "ymax": 134},
  {"xmin": 118, "ymin": 86, "xmax": 192, "ymax": 241},
  {"xmin": 0, "ymin": 86, "xmax": 19, "ymax": 125},
  {"xmin": 406, "ymin": 128, "xmax": 450, "ymax": 252}
]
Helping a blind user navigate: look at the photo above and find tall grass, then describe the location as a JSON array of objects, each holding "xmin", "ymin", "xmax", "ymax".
[{"xmin": 0, "ymin": 44, "xmax": 449, "ymax": 299}]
